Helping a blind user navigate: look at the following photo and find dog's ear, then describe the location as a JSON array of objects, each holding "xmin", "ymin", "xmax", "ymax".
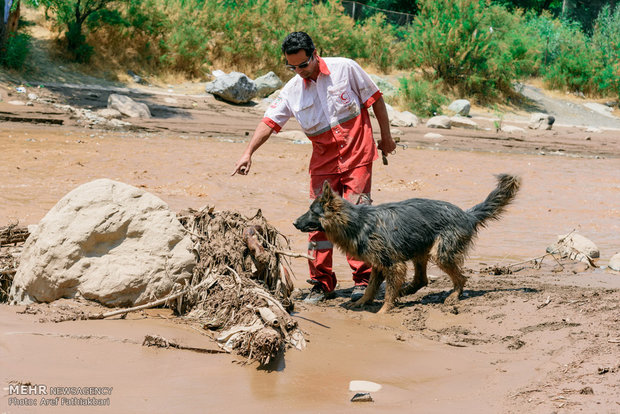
[{"xmin": 320, "ymin": 180, "xmax": 334, "ymax": 202}]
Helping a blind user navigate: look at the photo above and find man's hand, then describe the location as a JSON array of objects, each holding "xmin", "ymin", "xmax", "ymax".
[
  {"xmin": 377, "ymin": 136, "xmax": 396, "ymax": 155},
  {"xmin": 232, "ymin": 154, "xmax": 252, "ymax": 176}
]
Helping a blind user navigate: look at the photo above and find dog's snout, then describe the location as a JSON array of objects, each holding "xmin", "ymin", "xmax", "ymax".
[{"xmin": 293, "ymin": 218, "xmax": 301, "ymax": 230}]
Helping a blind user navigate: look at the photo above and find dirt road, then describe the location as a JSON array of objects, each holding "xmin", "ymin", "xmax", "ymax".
[{"xmin": 1, "ymin": 82, "xmax": 619, "ymax": 413}]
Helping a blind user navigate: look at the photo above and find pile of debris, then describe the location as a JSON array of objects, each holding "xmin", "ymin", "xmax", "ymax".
[
  {"xmin": 177, "ymin": 206, "xmax": 305, "ymax": 364},
  {"xmin": 0, "ymin": 224, "xmax": 28, "ymax": 303}
]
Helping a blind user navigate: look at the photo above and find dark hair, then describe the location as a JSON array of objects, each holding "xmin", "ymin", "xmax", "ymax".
[{"xmin": 281, "ymin": 32, "xmax": 315, "ymax": 56}]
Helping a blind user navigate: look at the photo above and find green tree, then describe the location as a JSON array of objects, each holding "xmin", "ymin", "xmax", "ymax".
[{"xmin": 34, "ymin": 0, "xmax": 120, "ymax": 62}]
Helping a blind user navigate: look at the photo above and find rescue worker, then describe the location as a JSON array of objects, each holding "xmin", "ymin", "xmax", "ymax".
[{"xmin": 232, "ymin": 31, "xmax": 396, "ymax": 303}]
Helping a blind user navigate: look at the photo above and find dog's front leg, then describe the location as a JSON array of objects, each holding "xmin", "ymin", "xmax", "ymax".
[
  {"xmin": 349, "ymin": 268, "xmax": 383, "ymax": 309},
  {"xmin": 378, "ymin": 262, "xmax": 407, "ymax": 314}
]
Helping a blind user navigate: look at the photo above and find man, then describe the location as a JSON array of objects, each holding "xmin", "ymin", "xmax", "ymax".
[{"xmin": 232, "ymin": 31, "xmax": 396, "ymax": 303}]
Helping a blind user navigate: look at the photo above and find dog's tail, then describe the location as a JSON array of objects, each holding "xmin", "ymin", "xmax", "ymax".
[{"xmin": 467, "ymin": 174, "xmax": 521, "ymax": 229}]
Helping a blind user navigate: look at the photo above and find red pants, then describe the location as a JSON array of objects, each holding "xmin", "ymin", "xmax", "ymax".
[{"xmin": 307, "ymin": 164, "xmax": 373, "ymax": 292}]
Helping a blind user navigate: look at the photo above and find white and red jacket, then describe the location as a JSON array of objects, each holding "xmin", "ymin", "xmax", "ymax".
[{"xmin": 263, "ymin": 56, "xmax": 381, "ymax": 175}]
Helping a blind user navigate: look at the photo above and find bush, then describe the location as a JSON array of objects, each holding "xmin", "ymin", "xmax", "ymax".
[
  {"xmin": 0, "ymin": 32, "xmax": 31, "ymax": 69},
  {"xmin": 591, "ymin": 4, "xmax": 620, "ymax": 99},
  {"xmin": 402, "ymin": 0, "xmax": 539, "ymax": 102},
  {"xmin": 526, "ymin": 14, "xmax": 599, "ymax": 94},
  {"xmin": 398, "ymin": 76, "xmax": 448, "ymax": 117}
]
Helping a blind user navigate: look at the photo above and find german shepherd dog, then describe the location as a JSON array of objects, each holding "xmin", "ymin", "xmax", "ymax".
[{"xmin": 293, "ymin": 174, "xmax": 521, "ymax": 313}]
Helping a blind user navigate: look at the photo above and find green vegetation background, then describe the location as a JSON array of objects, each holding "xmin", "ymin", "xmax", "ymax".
[{"xmin": 2, "ymin": 0, "xmax": 619, "ymax": 116}]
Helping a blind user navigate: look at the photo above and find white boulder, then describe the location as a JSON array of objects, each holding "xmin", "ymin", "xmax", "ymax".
[
  {"xmin": 450, "ymin": 115, "xmax": 478, "ymax": 129},
  {"xmin": 546, "ymin": 232, "xmax": 600, "ymax": 260},
  {"xmin": 426, "ymin": 116, "xmax": 451, "ymax": 129},
  {"xmin": 608, "ymin": 253, "xmax": 620, "ymax": 271},
  {"xmin": 108, "ymin": 94, "xmax": 152, "ymax": 118},
  {"xmin": 254, "ymin": 72, "xmax": 283, "ymax": 98},
  {"xmin": 205, "ymin": 71, "xmax": 257, "ymax": 104},
  {"xmin": 10, "ymin": 179, "xmax": 195, "ymax": 307},
  {"xmin": 448, "ymin": 99, "xmax": 470, "ymax": 116}
]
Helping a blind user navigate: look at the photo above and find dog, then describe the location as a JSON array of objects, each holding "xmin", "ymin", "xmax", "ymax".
[{"xmin": 293, "ymin": 174, "xmax": 521, "ymax": 313}]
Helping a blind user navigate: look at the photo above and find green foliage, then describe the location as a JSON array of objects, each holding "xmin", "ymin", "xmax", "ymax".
[
  {"xmin": 522, "ymin": 5, "xmax": 620, "ymax": 98},
  {"xmin": 36, "ymin": 0, "xmax": 117, "ymax": 62},
  {"xmin": 397, "ymin": 76, "xmax": 448, "ymax": 117},
  {"xmin": 591, "ymin": 4, "xmax": 620, "ymax": 99},
  {"xmin": 402, "ymin": 0, "xmax": 539, "ymax": 101},
  {"xmin": 0, "ymin": 32, "xmax": 31, "ymax": 69}
]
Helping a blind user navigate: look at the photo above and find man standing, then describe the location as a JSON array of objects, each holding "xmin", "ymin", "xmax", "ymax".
[{"xmin": 232, "ymin": 31, "xmax": 395, "ymax": 303}]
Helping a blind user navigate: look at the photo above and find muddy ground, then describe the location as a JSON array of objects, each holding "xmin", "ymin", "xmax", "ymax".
[{"xmin": 1, "ymin": 80, "xmax": 619, "ymax": 414}]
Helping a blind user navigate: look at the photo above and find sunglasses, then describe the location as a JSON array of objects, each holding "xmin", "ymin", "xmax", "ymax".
[{"xmin": 286, "ymin": 54, "xmax": 313, "ymax": 71}]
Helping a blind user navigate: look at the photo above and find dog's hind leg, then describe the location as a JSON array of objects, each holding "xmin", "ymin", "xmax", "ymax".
[
  {"xmin": 350, "ymin": 268, "xmax": 383, "ymax": 309},
  {"xmin": 437, "ymin": 261, "xmax": 467, "ymax": 305},
  {"xmin": 401, "ymin": 256, "xmax": 429, "ymax": 296},
  {"xmin": 378, "ymin": 262, "xmax": 407, "ymax": 314}
]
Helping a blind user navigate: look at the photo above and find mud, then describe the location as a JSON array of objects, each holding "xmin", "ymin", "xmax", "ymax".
[{"xmin": 1, "ymin": 83, "xmax": 619, "ymax": 413}]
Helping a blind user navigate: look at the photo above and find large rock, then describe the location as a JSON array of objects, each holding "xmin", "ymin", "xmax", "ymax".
[
  {"xmin": 608, "ymin": 253, "xmax": 620, "ymax": 271},
  {"xmin": 426, "ymin": 115, "xmax": 451, "ymax": 129},
  {"xmin": 546, "ymin": 232, "xmax": 600, "ymax": 260},
  {"xmin": 528, "ymin": 112, "xmax": 555, "ymax": 130},
  {"xmin": 205, "ymin": 72, "xmax": 257, "ymax": 104},
  {"xmin": 369, "ymin": 75, "xmax": 398, "ymax": 99},
  {"xmin": 108, "ymin": 94, "xmax": 151, "ymax": 118},
  {"xmin": 450, "ymin": 115, "xmax": 478, "ymax": 129},
  {"xmin": 447, "ymin": 99, "xmax": 471, "ymax": 116},
  {"xmin": 391, "ymin": 110, "xmax": 419, "ymax": 127},
  {"xmin": 10, "ymin": 179, "xmax": 195, "ymax": 307},
  {"xmin": 254, "ymin": 72, "xmax": 283, "ymax": 98}
]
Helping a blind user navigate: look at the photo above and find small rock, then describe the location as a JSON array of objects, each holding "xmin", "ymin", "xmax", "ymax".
[
  {"xmin": 426, "ymin": 115, "xmax": 451, "ymax": 129},
  {"xmin": 447, "ymin": 99, "xmax": 471, "ymax": 116},
  {"xmin": 579, "ymin": 386, "xmax": 594, "ymax": 395},
  {"xmin": 450, "ymin": 115, "xmax": 478, "ymax": 129},
  {"xmin": 528, "ymin": 113, "xmax": 555, "ymax": 130},
  {"xmin": 349, "ymin": 380, "xmax": 382, "ymax": 393},
  {"xmin": 390, "ymin": 128, "xmax": 403, "ymax": 136},
  {"xmin": 164, "ymin": 97, "xmax": 178, "ymax": 104},
  {"xmin": 253, "ymin": 71, "xmax": 283, "ymax": 98},
  {"xmin": 585, "ymin": 126, "xmax": 602, "ymax": 133},
  {"xmin": 608, "ymin": 252, "xmax": 620, "ymax": 271},
  {"xmin": 8, "ymin": 100, "xmax": 26, "ymax": 106},
  {"xmin": 424, "ymin": 132, "xmax": 444, "ymax": 140},
  {"xmin": 27, "ymin": 93, "xmax": 38, "ymax": 101},
  {"xmin": 501, "ymin": 125, "xmax": 525, "ymax": 133},
  {"xmin": 96, "ymin": 108, "xmax": 123, "ymax": 119},
  {"xmin": 547, "ymin": 232, "xmax": 600, "ymax": 259},
  {"xmin": 108, "ymin": 94, "xmax": 151, "ymax": 118},
  {"xmin": 351, "ymin": 393, "xmax": 373, "ymax": 403},
  {"xmin": 391, "ymin": 110, "xmax": 418, "ymax": 127}
]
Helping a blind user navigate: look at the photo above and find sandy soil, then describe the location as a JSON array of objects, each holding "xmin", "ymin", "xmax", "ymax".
[{"xmin": 1, "ymin": 79, "xmax": 619, "ymax": 414}]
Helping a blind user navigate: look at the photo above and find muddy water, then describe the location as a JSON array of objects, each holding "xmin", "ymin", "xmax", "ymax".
[{"xmin": 1, "ymin": 126, "xmax": 619, "ymax": 413}]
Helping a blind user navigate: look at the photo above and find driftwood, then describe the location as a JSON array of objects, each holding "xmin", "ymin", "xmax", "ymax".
[
  {"xmin": 88, "ymin": 272, "xmax": 217, "ymax": 320},
  {"xmin": 142, "ymin": 334, "xmax": 227, "ymax": 354},
  {"xmin": 1, "ymin": 224, "xmax": 30, "ymax": 246}
]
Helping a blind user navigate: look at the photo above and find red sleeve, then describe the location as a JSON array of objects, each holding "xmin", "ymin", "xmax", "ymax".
[
  {"xmin": 363, "ymin": 90, "xmax": 383, "ymax": 109},
  {"xmin": 262, "ymin": 117, "xmax": 282, "ymax": 133}
]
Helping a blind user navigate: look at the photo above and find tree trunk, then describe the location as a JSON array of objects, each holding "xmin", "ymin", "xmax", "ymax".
[
  {"xmin": 562, "ymin": 0, "xmax": 575, "ymax": 19},
  {"xmin": 1, "ymin": 0, "xmax": 19, "ymax": 50}
]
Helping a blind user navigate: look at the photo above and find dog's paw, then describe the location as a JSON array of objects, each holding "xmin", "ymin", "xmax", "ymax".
[
  {"xmin": 443, "ymin": 291, "xmax": 461, "ymax": 305},
  {"xmin": 345, "ymin": 299, "xmax": 368, "ymax": 310}
]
